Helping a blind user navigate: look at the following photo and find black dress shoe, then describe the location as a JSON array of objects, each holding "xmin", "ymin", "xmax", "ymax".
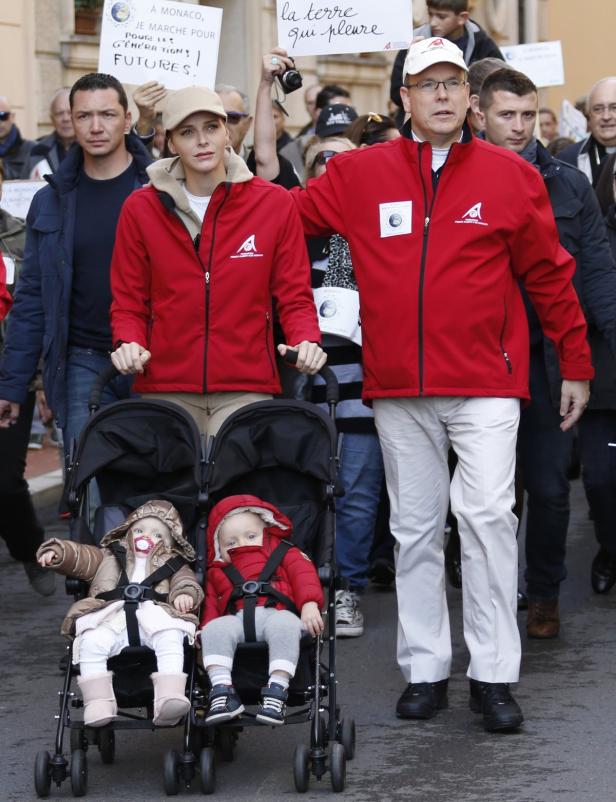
[
  {"xmin": 469, "ymin": 680, "xmax": 523, "ymax": 732},
  {"xmin": 396, "ymin": 679, "xmax": 448, "ymax": 719},
  {"xmin": 591, "ymin": 548, "xmax": 616, "ymax": 594}
]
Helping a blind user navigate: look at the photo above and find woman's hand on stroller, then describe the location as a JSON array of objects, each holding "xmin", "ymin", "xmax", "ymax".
[
  {"xmin": 172, "ymin": 593, "xmax": 194, "ymax": 613},
  {"xmin": 301, "ymin": 602, "xmax": 325, "ymax": 637},
  {"xmin": 278, "ymin": 341, "xmax": 327, "ymax": 375},
  {"xmin": 111, "ymin": 341, "xmax": 151, "ymax": 375}
]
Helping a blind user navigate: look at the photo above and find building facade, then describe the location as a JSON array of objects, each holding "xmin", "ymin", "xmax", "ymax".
[{"xmin": 1, "ymin": 0, "xmax": 614, "ymax": 139}]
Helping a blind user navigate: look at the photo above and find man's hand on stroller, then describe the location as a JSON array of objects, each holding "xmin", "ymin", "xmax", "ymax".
[
  {"xmin": 301, "ymin": 602, "xmax": 324, "ymax": 637},
  {"xmin": 173, "ymin": 593, "xmax": 194, "ymax": 613},
  {"xmin": 277, "ymin": 341, "xmax": 327, "ymax": 375},
  {"xmin": 111, "ymin": 341, "xmax": 152, "ymax": 374}
]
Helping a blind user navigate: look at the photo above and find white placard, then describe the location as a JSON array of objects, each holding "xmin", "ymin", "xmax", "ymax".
[
  {"xmin": 559, "ymin": 99, "xmax": 588, "ymax": 142},
  {"xmin": 276, "ymin": 0, "xmax": 412, "ymax": 57},
  {"xmin": 313, "ymin": 286, "xmax": 362, "ymax": 346},
  {"xmin": 0, "ymin": 180, "xmax": 46, "ymax": 220},
  {"xmin": 501, "ymin": 41, "xmax": 565, "ymax": 88},
  {"xmin": 99, "ymin": 0, "xmax": 223, "ymax": 90}
]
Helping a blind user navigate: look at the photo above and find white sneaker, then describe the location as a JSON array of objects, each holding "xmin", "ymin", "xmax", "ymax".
[{"xmin": 335, "ymin": 590, "xmax": 364, "ymax": 637}]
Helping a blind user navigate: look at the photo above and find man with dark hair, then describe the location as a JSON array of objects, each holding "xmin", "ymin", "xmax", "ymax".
[
  {"xmin": 478, "ymin": 68, "xmax": 616, "ymax": 632},
  {"xmin": 389, "ymin": 0, "xmax": 503, "ymax": 122},
  {"xmin": 559, "ymin": 77, "xmax": 616, "ymax": 186},
  {"xmin": 273, "ymin": 37, "xmax": 593, "ymax": 733},
  {"xmin": 0, "ymin": 72, "xmax": 151, "ymax": 461},
  {"xmin": 0, "ymin": 96, "xmax": 35, "ymax": 179}
]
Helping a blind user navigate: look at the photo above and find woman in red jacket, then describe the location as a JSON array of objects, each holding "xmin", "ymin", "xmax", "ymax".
[
  {"xmin": 110, "ymin": 86, "xmax": 324, "ymax": 436},
  {"xmin": 199, "ymin": 495, "xmax": 324, "ymax": 726}
]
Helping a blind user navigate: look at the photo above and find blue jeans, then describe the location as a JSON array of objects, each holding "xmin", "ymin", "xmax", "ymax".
[
  {"xmin": 62, "ymin": 347, "xmax": 133, "ymax": 465},
  {"xmin": 518, "ymin": 347, "xmax": 574, "ymax": 600},
  {"xmin": 578, "ymin": 410, "xmax": 616, "ymax": 556},
  {"xmin": 335, "ymin": 432, "xmax": 384, "ymax": 591}
]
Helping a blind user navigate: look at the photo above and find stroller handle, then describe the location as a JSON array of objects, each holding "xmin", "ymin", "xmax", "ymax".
[
  {"xmin": 88, "ymin": 363, "xmax": 120, "ymax": 413},
  {"xmin": 284, "ymin": 348, "xmax": 339, "ymax": 405}
]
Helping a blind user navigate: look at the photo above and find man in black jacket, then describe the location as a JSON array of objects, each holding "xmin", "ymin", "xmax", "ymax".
[
  {"xmin": 0, "ymin": 96, "xmax": 34, "ymax": 179},
  {"xmin": 479, "ymin": 68, "xmax": 616, "ymax": 636}
]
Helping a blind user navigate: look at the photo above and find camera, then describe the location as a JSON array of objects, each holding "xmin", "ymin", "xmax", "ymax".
[{"xmin": 277, "ymin": 59, "xmax": 303, "ymax": 94}]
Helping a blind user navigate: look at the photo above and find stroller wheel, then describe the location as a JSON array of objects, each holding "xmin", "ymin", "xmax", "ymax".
[
  {"xmin": 217, "ymin": 728, "xmax": 235, "ymax": 762},
  {"xmin": 70, "ymin": 726, "xmax": 85, "ymax": 753},
  {"xmin": 70, "ymin": 749, "xmax": 88, "ymax": 797},
  {"xmin": 293, "ymin": 744, "xmax": 310, "ymax": 793},
  {"xmin": 34, "ymin": 750, "xmax": 51, "ymax": 798},
  {"xmin": 338, "ymin": 718, "xmax": 356, "ymax": 760},
  {"xmin": 98, "ymin": 729, "xmax": 115, "ymax": 764},
  {"xmin": 329, "ymin": 742, "xmax": 346, "ymax": 793},
  {"xmin": 163, "ymin": 750, "xmax": 180, "ymax": 796},
  {"xmin": 200, "ymin": 747, "xmax": 216, "ymax": 794}
]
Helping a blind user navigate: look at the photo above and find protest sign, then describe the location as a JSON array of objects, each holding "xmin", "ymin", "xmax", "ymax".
[
  {"xmin": 276, "ymin": 0, "xmax": 411, "ymax": 57},
  {"xmin": 99, "ymin": 0, "xmax": 222, "ymax": 90},
  {"xmin": 0, "ymin": 180, "xmax": 46, "ymax": 220},
  {"xmin": 559, "ymin": 99, "xmax": 588, "ymax": 142},
  {"xmin": 500, "ymin": 41, "xmax": 565, "ymax": 88}
]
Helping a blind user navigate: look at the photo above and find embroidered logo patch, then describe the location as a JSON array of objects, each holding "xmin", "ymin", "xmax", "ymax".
[
  {"xmin": 230, "ymin": 234, "xmax": 264, "ymax": 258},
  {"xmin": 454, "ymin": 202, "xmax": 488, "ymax": 226}
]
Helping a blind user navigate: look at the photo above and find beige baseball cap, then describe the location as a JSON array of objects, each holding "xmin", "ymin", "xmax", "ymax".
[
  {"xmin": 162, "ymin": 86, "xmax": 227, "ymax": 131},
  {"xmin": 403, "ymin": 36, "xmax": 468, "ymax": 79}
]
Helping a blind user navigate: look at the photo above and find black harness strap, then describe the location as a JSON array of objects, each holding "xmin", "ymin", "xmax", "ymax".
[
  {"xmin": 95, "ymin": 544, "xmax": 187, "ymax": 647},
  {"xmin": 221, "ymin": 541, "xmax": 299, "ymax": 643}
]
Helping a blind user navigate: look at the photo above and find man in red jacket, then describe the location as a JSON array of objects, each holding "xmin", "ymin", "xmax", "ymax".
[{"xmin": 269, "ymin": 38, "xmax": 593, "ymax": 732}]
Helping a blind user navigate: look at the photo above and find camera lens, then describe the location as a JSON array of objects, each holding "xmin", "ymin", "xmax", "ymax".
[{"xmin": 280, "ymin": 68, "xmax": 303, "ymax": 94}]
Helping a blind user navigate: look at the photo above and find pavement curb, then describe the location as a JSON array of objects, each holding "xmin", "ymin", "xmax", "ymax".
[{"xmin": 29, "ymin": 469, "xmax": 64, "ymax": 511}]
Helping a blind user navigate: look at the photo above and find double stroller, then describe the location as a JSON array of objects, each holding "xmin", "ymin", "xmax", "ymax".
[{"xmin": 34, "ymin": 364, "xmax": 356, "ymax": 797}]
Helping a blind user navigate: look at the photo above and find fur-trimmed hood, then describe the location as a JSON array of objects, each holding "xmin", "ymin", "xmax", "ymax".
[
  {"xmin": 207, "ymin": 495, "xmax": 291, "ymax": 563},
  {"xmin": 101, "ymin": 499, "xmax": 195, "ymax": 562}
]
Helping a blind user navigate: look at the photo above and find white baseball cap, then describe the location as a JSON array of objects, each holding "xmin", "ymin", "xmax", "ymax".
[{"xmin": 403, "ymin": 37, "xmax": 468, "ymax": 79}]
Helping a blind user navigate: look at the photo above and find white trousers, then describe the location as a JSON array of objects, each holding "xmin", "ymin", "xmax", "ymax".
[
  {"xmin": 373, "ymin": 396, "xmax": 521, "ymax": 684},
  {"xmin": 78, "ymin": 624, "xmax": 186, "ymax": 677}
]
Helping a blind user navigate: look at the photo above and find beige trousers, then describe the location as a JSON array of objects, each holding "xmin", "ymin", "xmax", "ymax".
[{"xmin": 145, "ymin": 391, "xmax": 272, "ymax": 438}]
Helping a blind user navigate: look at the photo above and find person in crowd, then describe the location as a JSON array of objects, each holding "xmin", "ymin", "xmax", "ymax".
[
  {"xmin": 559, "ymin": 77, "xmax": 616, "ymax": 186},
  {"xmin": 547, "ymin": 136, "xmax": 575, "ymax": 157},
  {"xmin": 280, "ymin": 84, "xmax": 353, "ymax": 182},
  {"xmin": 345, "ymin": 113, "xmax": 400, "ymax": 147},
  {"xmin": 109, "ymin": 85, "xmax": 325, "ymax": 437},
  {"xmin": 539, "ymin": 107, "xmax": 558, "ymax": 143},
  {"xmin": 585, "ymin": 154, "xmax": 616, "ymax": 594},
  {"xmin": 200, "ymin": 495, "xmax": 324, "ymax": 725},
  {"xmin": 268, "ymin": 37, "xmax": 593, "ymax": 733},
  {"xmin": 467, "ymin": 57, "xmax": 510, "ymax": 132},
  {"xmin": 37, "ymin": 500, "xmax": 203, "ymax": 727},
  {"xmin": 296, "ymin": 83, "xmax": 323, "ymax": 137},
  {"xmin": 315, "ymin": 104, "xmax": 358, "ymax": 141},
  {"xmin": 272, "ymin": 101, "xmax": 292, "ymax": 150},
  {"xmin": 28, "ymin": 88, "xmax": 74, "ymax": 178},
  {"xmin": 389, "ymin": 0, "xmax": 503, "ymax": 122},
  {"xmin": 0, "ymin": 96, "xmax": 35, "ymax": 179},
  {"xmin": 0, "ymin": 73, "xmax": 151, "ymax": 464},
  {"xmin": 0, "ymin": 158, "xmax": 52, "ymax": 596},
  {"xmin": 217, "ymin": 81, "xmax": 300, "ymax": 188},
  {"xmin": 479, "ymin": 68, "xmax": 616, "ymax": 637}
]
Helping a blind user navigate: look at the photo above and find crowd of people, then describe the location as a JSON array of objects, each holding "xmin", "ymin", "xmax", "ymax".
[{"xmin": 1, "ymin": 0, "xmax": 616, "ymax": 734}]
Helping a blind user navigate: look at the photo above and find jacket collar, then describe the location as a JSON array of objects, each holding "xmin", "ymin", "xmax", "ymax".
[{"xmin": 45, "ymin": 132, "xmax": 152, "ymax": 195}]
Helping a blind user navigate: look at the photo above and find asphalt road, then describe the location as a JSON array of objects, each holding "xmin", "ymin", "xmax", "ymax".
[{"xmin": 1, "ymin": 480, "xmax": 615, "ymax": 802}]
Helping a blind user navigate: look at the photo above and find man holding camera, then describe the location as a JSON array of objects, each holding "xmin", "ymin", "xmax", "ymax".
[{"xmin": 265, "ymin": 38, "xmax": 593, "ymax": 733}]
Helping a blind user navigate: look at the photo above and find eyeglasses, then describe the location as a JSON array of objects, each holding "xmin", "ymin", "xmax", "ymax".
[
  {"xmin": 590, "ymin": 103, "xmax": 616, "ymax": 117},
  {"xmin": 311, "ymin": 150, "xmax": 338, "ymax": 168},
  {"xmin": 0, "ymin": 111, "xmax": 11, "ymax": 121},
  {"xmin": 405, "ymin": 78, "xmax": 466, "ymax": 94},
  {"xmin": 225, "ymin": 111, "xmax": 250, "ymax": 125}
]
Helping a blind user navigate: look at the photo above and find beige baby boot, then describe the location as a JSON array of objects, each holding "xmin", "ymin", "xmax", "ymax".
[
  {"xmin": 151, "ymin": 672, "xmax": 190, "ymax": 726},
  {"xmin": 77, "ymin": 672, "xmax": 117, "ymax": 727}
]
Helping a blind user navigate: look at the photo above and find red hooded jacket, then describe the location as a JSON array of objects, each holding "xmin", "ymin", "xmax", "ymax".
[
  {"xmin": 111, "ymin": 154, "xmax": 320, "ymax": 396},
  {"xmin": 290, "ymin": 132, "xmax": 593, "ymax": 401},
  {"xmin": 200, "ymin": 495, "xmax": 324, "ymax": 628}
]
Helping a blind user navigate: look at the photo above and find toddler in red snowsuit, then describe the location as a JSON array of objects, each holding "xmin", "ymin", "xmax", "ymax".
[{"xmin": 199, "ymin": 494, "xmax": 324, "ymax": 725}]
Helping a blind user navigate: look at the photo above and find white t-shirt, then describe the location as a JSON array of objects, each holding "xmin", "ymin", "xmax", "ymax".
[
  {"xmin": 183, "ymin": 184, "xmax": 211, "ymax": 222},
  {"xmin": 411, "ymin": 130, "xmax": 462, "ymax": 172}
]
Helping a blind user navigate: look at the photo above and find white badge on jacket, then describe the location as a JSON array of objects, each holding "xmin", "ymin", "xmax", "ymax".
[{"xmin": 379, "ymin": 201, "xmax": 412, "ymax": 238}]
